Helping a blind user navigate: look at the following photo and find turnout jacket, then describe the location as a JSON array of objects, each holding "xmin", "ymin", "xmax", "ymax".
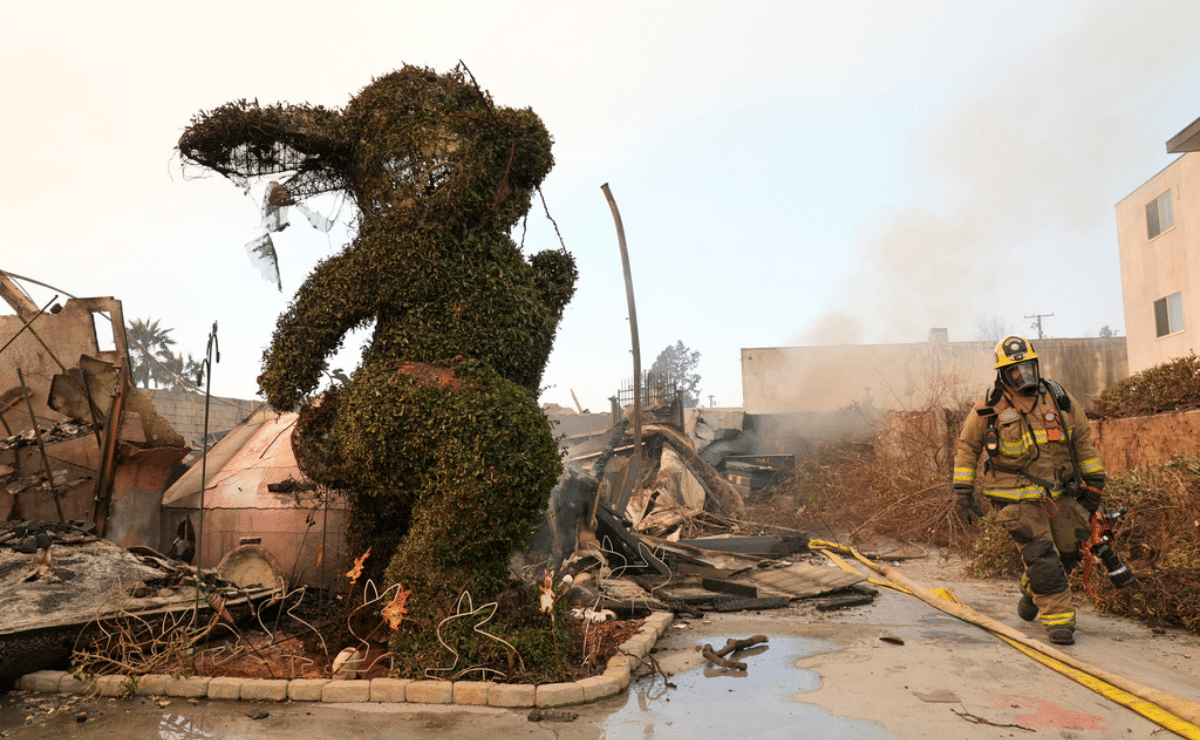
[{"xmin": 953, "ymin": 381, "xmax": 1105, "ymax": 503}]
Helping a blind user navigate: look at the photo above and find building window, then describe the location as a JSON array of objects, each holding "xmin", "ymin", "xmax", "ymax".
[
  {"xmin": 1154, "ymin": 291, "xmax": 1185, "ymax": 337},
  {"xmin": 1146, "ymin": 189, "xmax": 1175, "ymax": 239}
]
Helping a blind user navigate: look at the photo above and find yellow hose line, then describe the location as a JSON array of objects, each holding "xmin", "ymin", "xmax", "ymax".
[
  {"xmin": 811, "ymin": 542, "xmax": 908, "ymax": 594},
  {"xmin": 810, "ymin": 541, "xmax": 1200, "ymax": 738},
  {"xmin": 992, "ymin": 631, "xmax": 1200, "ymax": 739}
]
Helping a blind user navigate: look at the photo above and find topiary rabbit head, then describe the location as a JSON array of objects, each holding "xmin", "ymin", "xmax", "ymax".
[{"xmin": 179, "ymin": 64, "xmax": 553, "ymax": 234}]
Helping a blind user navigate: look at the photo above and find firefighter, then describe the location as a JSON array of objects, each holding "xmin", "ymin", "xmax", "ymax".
[{"xmin": 952, "ymin": 335, "xmax": 1106, "ymax": 645}]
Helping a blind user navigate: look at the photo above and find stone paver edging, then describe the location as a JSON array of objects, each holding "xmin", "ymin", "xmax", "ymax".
[{"xmin": 16, "ymin": 611, "xmax": 672, "ymax": 708}]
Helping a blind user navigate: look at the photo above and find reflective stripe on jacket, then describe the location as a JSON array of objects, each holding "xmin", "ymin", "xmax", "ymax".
[{"xmin": 953, "ymin": 382, "xmax": 1105, "ymax": 503}]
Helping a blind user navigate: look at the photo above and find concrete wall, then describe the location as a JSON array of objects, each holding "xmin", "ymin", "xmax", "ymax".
[
  {"xmin": 741, "ymin": 337, "xmax": 1127, "ymax": 415},
  {"xmin": 1116, "ymin": 152, "xmax": 1200, "ymax": 374},
  {"xmin": 150, "ymin": 388, "xmax": 261, "ymax": 450}
]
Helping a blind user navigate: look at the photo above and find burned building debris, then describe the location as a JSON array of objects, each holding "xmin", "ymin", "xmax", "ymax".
[
  {"xmin": 161, "ymin": 407, "xmax": 350, "ymax": 593},
  {"xmin": 0, "ymin": 278, "xmax": 190, "ymax": 547},
  {"xmin": 0, "ymin": 520, "xmax": 279, "ymax": 682},
  {"xmin": 534, "ymin": 398, "xmax": 877, "ymax": 625},
  {"xmin": 0, "ymin": 263, "xmax": 877, "ymax": 688},
  {"xmin": 0, "ymin": 60, "xmax": 882, "ymax": 686},
  {"xmin": 0, "ymin": 273, "xmax": 288, "ymax": 681}
]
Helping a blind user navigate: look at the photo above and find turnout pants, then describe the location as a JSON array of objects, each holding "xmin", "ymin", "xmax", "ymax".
[{"xmin": 994, "ymin": 497, "xmax": 1091, "ymax": 632}]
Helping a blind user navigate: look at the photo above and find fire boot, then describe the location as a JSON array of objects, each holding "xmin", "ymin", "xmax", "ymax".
[
  {"xmin": 1017, "ymin": 595, "xmax": 1037, "ymax": 622},
  {"xmin": 1048, "ymin": 627, "xmax": 1075, "ymax": 645}
]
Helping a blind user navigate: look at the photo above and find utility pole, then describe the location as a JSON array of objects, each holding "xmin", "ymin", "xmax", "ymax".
[{"xmin": 1025, "ymin": 312, "xmax": 1054, "ymax": 340}]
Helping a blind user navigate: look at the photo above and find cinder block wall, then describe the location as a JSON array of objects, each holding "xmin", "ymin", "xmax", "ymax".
[{"xmin": 149, "ymin": 388, "xmax": 261, "ymax": 448}]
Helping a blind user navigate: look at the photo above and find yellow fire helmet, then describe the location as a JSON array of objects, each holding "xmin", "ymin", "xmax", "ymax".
[
  {"xmin": 994, "ymin": 335, "xmax": 1041, "ymax": 393},
  {"xmin": 994, "ymin": 335, "xmax": 1039, "ymax": 369}
]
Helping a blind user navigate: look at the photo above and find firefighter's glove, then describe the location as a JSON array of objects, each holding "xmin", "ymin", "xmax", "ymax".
[
  {"xmin": 953, "ymin": 485, "xmax": 984, "ymax": 523},
  {"xmin": 1078, "ymin": 477, "xmax": 1105, "ymax": 514}
]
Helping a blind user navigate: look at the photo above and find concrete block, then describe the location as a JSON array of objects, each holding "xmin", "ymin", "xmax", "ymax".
[
  {"xmin": 644, "ymin": 611, "xmax": 672, "ymax": 638},
  {"xmin": 135, "ymin": 674, "xmax": 170, "ymax": 696},
  {"xmin": 94, "ymin": 675, "xmax": 133, "ymax": 697},
  {"xmin": 322, "ymin": 681, "xmax": 371, "ymax": 703},
  {"xmin": 240, "ymin": 679, "xmax": 288, "ymax": 702},
  {"xmin": 164, "ymin": 676, "xmax": 212, "ymax": 698},
  {"xmin": 207, "ymin": 676, "xmax": 244, "ymax": 700},
  {"xmin": 618, "ymin": 637, "xmax": 646, "ymax": 659},
  {"xmin": 59, "ymin": 674, "xmax": 93, "ymax": 695},
  {"xmin": 536, "ymin": 682, "xmax": 584, "ymax": 708},
  {"xmin": 452, "ymin": 681, "xmax": 493, "ymax": 705},
  {"xmin": 639, "ymin": 631, "xmax": 660, "ymax": 652},
  {"xmin": 18, "ymin": 671, "xmax": 65, "ymax": 693},
  {"xmin": 369, "ymin": 678, "xmax": 412, "ymax": 702},
  {"xmin": 604, "ymin": 656, "xmax": 632, "ymax": 690},
  {"xmin": 288, "ymin": 679, "xmax": 330, "ymax": 702},
  {"xmin": 487, "ymin": 683, "xmax": 536, "ymax": 708},
  {"xmin": 576, "ymin": 675, "xmax": 621, "ymax": 702},
  {"xmin": 405, "ymin": 680, "xmax": 452, "ymax": 704}
]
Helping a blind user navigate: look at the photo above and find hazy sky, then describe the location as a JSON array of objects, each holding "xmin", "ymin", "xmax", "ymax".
[{"xmin": 3, "ymin": 1, "xmax": 1198, "ymax": 411}]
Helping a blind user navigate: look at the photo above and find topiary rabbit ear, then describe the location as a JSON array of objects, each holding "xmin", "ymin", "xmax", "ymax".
[{"xmin": 179, "ymin": 100, "xmax": 352, "ymax": 200}]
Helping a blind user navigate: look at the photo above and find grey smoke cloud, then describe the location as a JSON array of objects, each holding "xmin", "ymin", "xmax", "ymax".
[{"xmin": 799, "ymin": 1, "xmax": 1200, "ymax": 347}]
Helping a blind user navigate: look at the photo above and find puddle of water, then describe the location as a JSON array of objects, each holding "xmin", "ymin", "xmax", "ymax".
[
  {"xmin": 599, "ymin": 634, "xmax": 903, "ymax": 740},
  {"xmin": 158, "ymin": 713, "xmax": 251, "ymax": 740}
]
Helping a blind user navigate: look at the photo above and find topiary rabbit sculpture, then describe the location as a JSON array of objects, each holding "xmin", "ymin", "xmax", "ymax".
[{"xmin": 180, "ymin": 65, "xmax": 577, "ymax": 672}]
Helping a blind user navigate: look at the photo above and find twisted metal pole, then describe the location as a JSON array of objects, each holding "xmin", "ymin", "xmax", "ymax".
[{"xmin": 601, "ymin": 183, "xmax": 642, "ymax": 463}]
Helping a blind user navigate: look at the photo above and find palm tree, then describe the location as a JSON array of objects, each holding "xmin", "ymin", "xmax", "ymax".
[{"xmin": 126, "ymin": 318, "xmax": 178, "ymax": 389}]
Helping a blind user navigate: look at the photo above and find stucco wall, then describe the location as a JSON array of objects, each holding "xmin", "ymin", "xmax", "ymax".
[
  {"xmin": 741, "ymin": 337, "xmax": 1127, "ymax": 415},
  {"xmin": 1091, "ymin": 409, "xmax": 1200, "ymax": 478},
  {"xmin": 1116, "ymin": 152, "xmax": 1200, "ymax": 374}
]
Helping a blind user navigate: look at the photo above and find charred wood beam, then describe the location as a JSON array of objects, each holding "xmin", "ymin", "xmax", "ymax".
[
  {"xmin": 710, "ymin": 596, "xmax": 789, "ymax": 612},
  {"xmin": 587, "ymin": 419, "xmax": 629, "ymax": 526},
  {"xmin": 594, "ymin": 502, "xmax": 671, "ymax": 576},
  {"xmin": 674, "ymin": 563, "xmax": 738, "ymax": 579},
  {"xmin": 701, "ymin": 577, "xmax": 758, "ymax": 599},
  {"xmin": 92, "ymin": 366, "xmax": 128, "ymax": 536},
  {"xmin": 812, "ymin": 593, "xmax": 876, "ymax": 611}
]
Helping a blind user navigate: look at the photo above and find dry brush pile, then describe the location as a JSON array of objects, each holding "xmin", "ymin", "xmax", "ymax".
[
  {"xmin": 1081, "ymin": 457, "xmax": 1200, "ymax": 632},
  {"xmin": 766, "ymin": 405, "xmax": 977, "ymax": 554}
]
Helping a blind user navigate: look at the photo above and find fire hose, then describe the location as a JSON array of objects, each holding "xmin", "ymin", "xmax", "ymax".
[{"xmin": 811, "ymin": 540, "xmax": 1200, "ymax": 738}]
